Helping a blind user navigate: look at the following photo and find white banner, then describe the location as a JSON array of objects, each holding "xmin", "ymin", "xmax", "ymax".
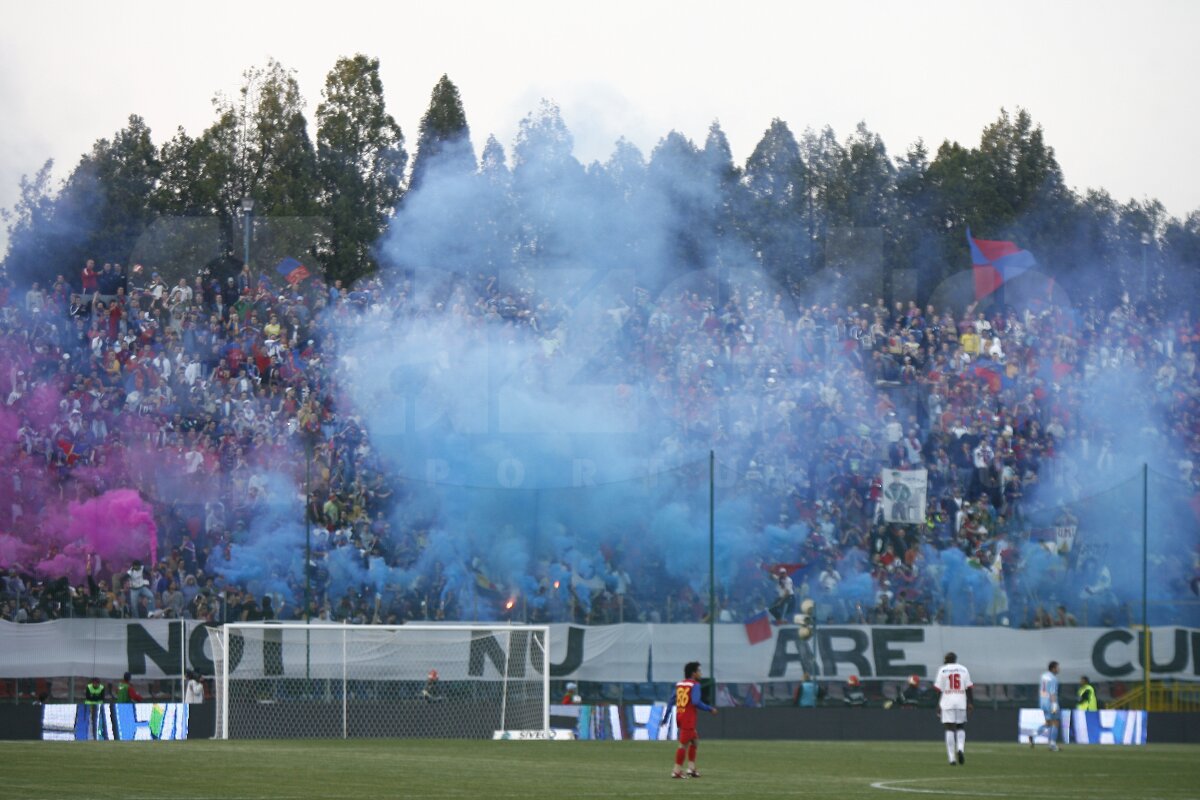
[
  {"xmin": 0, "ymin": 619, "xmax": 201, "ymax": 679},
  {"xmin": 0, "ymin": 620, "xmax": 1196, "ymax": 684},
  {"xmin": 881, "ymin": 468, "xmax": 927, "ymax": 524},
  {"xmin": 1055, "ymin": 525, "xmax": 1078, "ymax": 554}
]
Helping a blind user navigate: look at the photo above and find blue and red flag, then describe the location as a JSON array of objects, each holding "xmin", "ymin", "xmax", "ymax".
[
  {"xmin": 57, "ymin": 441, "xmax": 83, "ymax": 465},
  {"xmin": 744, "ymin": 609, "xmax": 773, "ymax": 646},
  {"xmin": 968, "ymin": 228, "xmax": 1036, "ymax": 300},
  {"xmin": 274, "ymin": 257, "xmax": 311, "ymax": 286},
  {"xmin": 764, "ymin": 562, "xmax": 805, "ymax": 576},
  {"xmin": 971, "ymin": 357, "xmax": 1012, "ymax": 393}
]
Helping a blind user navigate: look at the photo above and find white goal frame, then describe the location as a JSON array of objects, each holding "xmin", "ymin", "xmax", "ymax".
[{"xmin": 210, "ymin": 622, "xmax": 550, "ymax": 740}]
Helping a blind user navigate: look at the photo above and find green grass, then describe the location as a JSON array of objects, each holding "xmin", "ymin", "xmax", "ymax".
[{"xmin": 2, "ymin": 739, "xmax": 1198, "ymax": 800}]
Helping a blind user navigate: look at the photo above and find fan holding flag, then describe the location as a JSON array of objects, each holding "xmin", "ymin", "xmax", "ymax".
[{"xmin": 769, "ymin": 564, "xmax": 796, "ymax": 623}]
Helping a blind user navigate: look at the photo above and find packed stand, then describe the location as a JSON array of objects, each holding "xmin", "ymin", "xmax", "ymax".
[{"xmin": 0, "ymin": 260, "xmax": 1197, "ymax": 629}]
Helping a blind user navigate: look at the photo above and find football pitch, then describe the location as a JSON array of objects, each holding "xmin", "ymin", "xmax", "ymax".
[{"xmin": 2, "ymin": 739, "xmax": 1198, "ymax": 800}]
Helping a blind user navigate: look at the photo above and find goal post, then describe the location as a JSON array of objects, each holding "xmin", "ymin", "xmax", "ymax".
[{"xmin": 209, "ymin": 623, "xmax": 550, "ymax": 740}]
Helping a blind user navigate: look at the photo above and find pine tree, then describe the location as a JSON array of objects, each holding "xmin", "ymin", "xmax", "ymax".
[
  {"xmin": 409, "ymin": 74, "xmax": 475, "ymax": 194},
  {"xmin": 316, "ymin": 54, "xmax": 406, "ymax": 283},
  {"xmin": 648, "ymin": 131, "xmax": 711, "ymax": 270},
  {"xmin": 744, "ymin": 118, "xmax": 808, "ymax": 281},
  {"xmin": 511, "ymin": 100, "xmax": 583, "ymax": 262}
]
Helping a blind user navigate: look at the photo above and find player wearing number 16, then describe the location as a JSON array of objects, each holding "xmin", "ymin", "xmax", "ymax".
[
  {"xmin": 934, "ymin": 652, "xmax": 974, "ymax": 766},
  {"xmin": 670, "ymin": 661, "xmax": 717, "ymax": 779}
]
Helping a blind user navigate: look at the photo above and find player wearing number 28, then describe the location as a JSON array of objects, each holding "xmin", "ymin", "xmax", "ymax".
[{"xmin": 670, "ymin": 661, "xmax": 717, "ymax": 779}]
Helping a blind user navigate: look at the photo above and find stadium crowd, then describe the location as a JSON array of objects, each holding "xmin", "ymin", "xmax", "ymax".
[{"xmin": 0, "ymin": 257, "xmax": 1197, "ymax": 630}]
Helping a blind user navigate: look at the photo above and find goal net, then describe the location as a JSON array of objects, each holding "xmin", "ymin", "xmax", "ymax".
[{"xmin": 209, "ymin": 623, "xmax": 549, "ymax": 739}]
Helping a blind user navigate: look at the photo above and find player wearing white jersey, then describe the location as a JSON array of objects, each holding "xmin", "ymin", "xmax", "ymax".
[
  {"xmin": 1031, "ymin": 660, "xmax": 1061, "ymax": 751},
  {"xmin": 934, "ymin": 651, "xmax": 974, "ymax": 766}
]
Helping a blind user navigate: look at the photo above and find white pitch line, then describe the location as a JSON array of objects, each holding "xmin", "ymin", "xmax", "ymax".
[{"xmin": 870, "ymin": 777, "xmax": 1013, "ymax": 797}]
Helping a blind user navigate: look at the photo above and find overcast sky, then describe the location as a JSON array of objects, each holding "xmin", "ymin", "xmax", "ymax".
[{"xmin": 2, "ymin": 0, "xmax": 1196, "ymax": 256}]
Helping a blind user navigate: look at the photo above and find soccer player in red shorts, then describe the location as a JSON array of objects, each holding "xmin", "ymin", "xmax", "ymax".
[{"xmin": 671, "ymin": 661, "xmax": 717, "ymax": 778}]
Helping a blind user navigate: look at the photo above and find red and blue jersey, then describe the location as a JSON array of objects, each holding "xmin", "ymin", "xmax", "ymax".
[{"xmin": 674, "ymin": 678, "xmax": 714, "ymax": 728}]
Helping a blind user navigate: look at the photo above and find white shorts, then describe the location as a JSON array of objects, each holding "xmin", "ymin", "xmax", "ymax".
[{"xmin": 941, "ymin": 707, "xmax": 968, "ymax": 725}]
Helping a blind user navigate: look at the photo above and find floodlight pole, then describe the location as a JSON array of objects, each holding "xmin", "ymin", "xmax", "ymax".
[
  {"xmin": 305, "ymin": 433, "xmax": 314, "ymax": 684},
  {"xmin": 1141, "ymin": 463, "xmax": 1150, "ymax": 706},
  {"xmin": 709, "ymin": 450, "xmax": 715, "ymax": 683},
  {"xmin": 241, "ymin": 197, "xmax": 255, "ymax": 270},
  {"xmin": 1140, "ymin": 233, "xmax": 1151, "ymax": 300},
  {"xmin": 305, "ymin": 439, "xmax": 313, "ymax": 624}
]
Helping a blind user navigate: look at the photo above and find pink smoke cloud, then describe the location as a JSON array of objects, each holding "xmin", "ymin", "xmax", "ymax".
[{"xmin": 0, "ymin": 489, "xmax": 157, "ymax": 583}]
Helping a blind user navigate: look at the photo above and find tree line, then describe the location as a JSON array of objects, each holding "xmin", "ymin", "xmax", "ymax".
[{"xmin": 3, "ymin": 54, "xmax": 1197, "ymax": 309}]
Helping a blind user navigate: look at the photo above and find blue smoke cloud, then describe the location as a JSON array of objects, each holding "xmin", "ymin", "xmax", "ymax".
[
  {"xmin": 1014, "ymin": 338, "xmax": 1197, "ymax": 626},
  {"xmin": 304, "ymin": 106, "xmax": 1200, "ymax": 629}
]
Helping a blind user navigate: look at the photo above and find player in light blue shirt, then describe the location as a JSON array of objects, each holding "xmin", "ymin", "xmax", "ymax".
[{"xmin": 1031, "ymin": 660, "xmax": 1060, "ymax": 751}]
